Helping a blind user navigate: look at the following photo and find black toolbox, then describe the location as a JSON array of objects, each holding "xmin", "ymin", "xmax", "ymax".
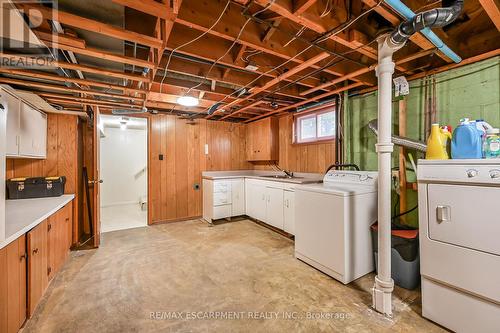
[{"xmin": 6, "ymin": 176, "xmax": 66, "ymax": 199}]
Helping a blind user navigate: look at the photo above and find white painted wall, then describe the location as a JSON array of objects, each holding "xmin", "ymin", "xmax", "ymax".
[{"xmin": 99, "ymin": 124, "xmax": 147, "ymax": 207}]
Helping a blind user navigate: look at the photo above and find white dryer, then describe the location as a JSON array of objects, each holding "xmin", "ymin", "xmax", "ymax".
[
  {"xmin": 418, "ymin": 159, "xmax": 500, "ymax": 333},
  {"xmin": 294, "ymin": 170, "xmax": 378, "ymax": 284}
]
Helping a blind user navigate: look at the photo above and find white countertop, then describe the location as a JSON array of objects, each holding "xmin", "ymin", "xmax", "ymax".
[
  {"xmin": 202, "ymin": 170, "xmax": 324, "ymax": 184},
  {"xmin": 1, "ymin": 194, "xmax": 75, "ymax": 250}
]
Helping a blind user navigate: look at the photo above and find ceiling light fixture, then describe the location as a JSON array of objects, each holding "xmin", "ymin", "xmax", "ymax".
[{"xmin": 177, "ymin": 96, "xmax": 199, "ymax": 107}]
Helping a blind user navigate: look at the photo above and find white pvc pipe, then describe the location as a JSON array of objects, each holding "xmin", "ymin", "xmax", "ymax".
[{"xmin": 372, "ymin": 35, "xmax": 399, "ymax": 317}]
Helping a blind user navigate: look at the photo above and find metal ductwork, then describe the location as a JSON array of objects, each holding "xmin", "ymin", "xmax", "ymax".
[
  {"xmin": 368, "ymin": 119, "xmax": 427, "ymax": 152},
  {"xmin": 390, "ymin": 0, "xmax": 464, "ymax": 46}
]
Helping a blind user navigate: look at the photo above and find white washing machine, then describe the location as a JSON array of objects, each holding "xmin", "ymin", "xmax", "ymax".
[
  {"xmin": 294, "ymin": 170, "xmax": 378, "ymax": 284},
  {"xmin": 418, "ymin": 159, "xmax": 500, "ymax": 333}
]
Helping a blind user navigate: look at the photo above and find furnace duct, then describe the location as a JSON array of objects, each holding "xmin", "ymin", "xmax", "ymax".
[{"xmin": 368, "ymin": 119, "xmax": 427, "ymax": 152}]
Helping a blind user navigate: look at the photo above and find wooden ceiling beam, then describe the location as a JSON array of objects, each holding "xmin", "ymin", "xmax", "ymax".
[
  {"xmin": 244, "ymin": 82, "xmax": 364, "ymax": 122},
  {"xmin": 174, "ymin": 1, "xmax": 370, "ymax": 84},
  {"xmin": 156, "ymin": 56, "xmax": 306, "ymax": 100},
  {"xmin": 0, "ymin": 77, "xmax": 144, "ymax": 101},
  {"xmin": 0, "ymin": 68, "xmax": 147, "ymax": 95},
  {"xmin": 478, "ymin": 0, "xmax": 500, "ymax": 31},
  {"xmin": 207, "ymin": 51, "xmax": 331, "ymax": 119},
  {"xmin": 293, "ymin": 0, "xmax": 319, "ymax": 15},
  {"xmin": 166, "ymin": 27, "xmax": 326, "ymax": 89},
  {"xmin": 21, "ymin": 4, "xmax": 163, "ymax": 48},
  {"xmin": 0, "ymin": 52, "xmax": 150, "ymax": 83},
  {"xmin": 219, "ymin": 100, "xmax": 264, "ymax": 120},
  {"xmin": 43, "ymin": 95, "xmax": 141, "ymax": 108},
  {"xmin": 111, "ymin": 0, "xmax": 175, "ymax": 20},
  {"xmin": 300, "ymin": 48, "xmax": 435, "ymax": 95},
  {"xmin": 44, "ymin": 41, "xmax": 155, "ymax": 69},
  {"xmin": 261, "ymin": 18, "xmax": 283, "ymax": 42},
  {"xmin": 252, "ymin": 0, "xmax": 378, "ymax": 60},
  {"xmin": 33, "ymin": 30, "xmax": 86, "ymax": 49},
  {"xmin": 356, "ymin": 48, "xmax": 500, "ymax": 95}
]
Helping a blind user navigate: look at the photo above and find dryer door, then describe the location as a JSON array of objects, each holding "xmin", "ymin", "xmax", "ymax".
[{"xmin": 427, "ymin": 184, "xmax": 500, "ymax": 256}]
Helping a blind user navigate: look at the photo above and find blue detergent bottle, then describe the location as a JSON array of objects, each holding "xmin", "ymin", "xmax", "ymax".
[{"xmin": 451, "ymin": 118, "xmax": 484, "ymax": 159}]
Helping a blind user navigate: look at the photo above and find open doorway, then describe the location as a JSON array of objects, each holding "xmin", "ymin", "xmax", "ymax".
[{"xmin": 99, "ymin": 115, "xmax": 148, "ymax": 233}]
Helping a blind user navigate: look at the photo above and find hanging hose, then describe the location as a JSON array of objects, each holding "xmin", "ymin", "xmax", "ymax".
[{"xmin": 390, "ymin": 0, "xmax": 464, "ymax": 45}]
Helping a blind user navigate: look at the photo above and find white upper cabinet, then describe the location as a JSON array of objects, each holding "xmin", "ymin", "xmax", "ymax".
[
  {"xmin": 2, "ymin": 89, "xmax": 21, "ymax": 156},
  {"xmin": 19, "ymin": 102, "xmax": 47, "ymax": 158},
  {"xmin": 1, "ymin": 87, "xmax": 47, "ymax": 159}
]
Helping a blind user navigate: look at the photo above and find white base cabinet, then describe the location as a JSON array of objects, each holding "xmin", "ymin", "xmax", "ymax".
[
  {"xmin": 202, "ymin": 177, "xmax": 296, "ymax": 234},
  {"xmin": 245, "ymin": 179, "xmax": 296, "ymax": 235},
  {"xmin": 203, "ymin": 178, "xmax": 245, "ymax": 223},
  {"xmin": 283, "ymin": 190, "xmax": 295, "ymax": 234}
]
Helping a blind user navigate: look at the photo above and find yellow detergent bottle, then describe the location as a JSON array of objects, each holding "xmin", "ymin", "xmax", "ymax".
[{"xmin": 426, "ymin": 123, "xmax": 452, "ymax": 159}]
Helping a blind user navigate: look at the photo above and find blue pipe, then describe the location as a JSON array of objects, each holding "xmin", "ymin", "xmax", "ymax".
[{"xmin": 384, "ymin": 0, "xmax": 462, "ymax": 63}]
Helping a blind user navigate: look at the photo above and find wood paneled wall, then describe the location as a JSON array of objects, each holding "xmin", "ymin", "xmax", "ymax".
[
  {"xmin": 149, "ymin": 115, "xmax": 251, "ymax": 224},
  {"xmin": 5, "ymin": 113, "xmax": 80, "ymax": 244},
  {"xmin": 254, "ymin": 115, "xmax": 336, "ymax": 173}
]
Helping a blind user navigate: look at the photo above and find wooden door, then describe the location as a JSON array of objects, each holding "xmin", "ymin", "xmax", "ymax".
[
  {"xmin": 0, "ymin": 235, "xmax": 27, "ymax": 333},
  {"xmin": 92, "ymin": 107, "xmax": 101, "ymax": 247},
  {"xmin": 27, "ymin": 220, "xmax": 48, "ymax": 317}
]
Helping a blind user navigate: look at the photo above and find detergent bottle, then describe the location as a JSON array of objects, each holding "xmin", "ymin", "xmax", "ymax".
[
  {"xmin": 451, "ymin": 118, "xmax": 484, "ymax": 159},
  {"xmin": 426, "ymin": 124, "xmax": 452, "ymax": 159},
  {"xmin": 484, "ymin": 128, "xmax": 500, "ymax": 158}
]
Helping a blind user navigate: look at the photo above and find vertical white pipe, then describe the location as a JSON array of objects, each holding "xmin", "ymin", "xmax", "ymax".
[{"xmin": 372, "ymin": 36, "xmax": 398, "ymax": 316}]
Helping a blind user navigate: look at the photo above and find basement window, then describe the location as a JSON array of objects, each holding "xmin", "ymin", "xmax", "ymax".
[{"xmin": 294, "ymin": 109, "xmax": 336, "ymax": 143}]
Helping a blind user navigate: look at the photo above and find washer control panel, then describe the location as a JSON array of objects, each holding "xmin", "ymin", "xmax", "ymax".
[{"xmin": 324, "ymin": 170, "xmax": 378, "ymax": 186}]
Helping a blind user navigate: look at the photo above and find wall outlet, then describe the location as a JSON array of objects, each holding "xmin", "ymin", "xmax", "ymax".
[{"xmin": 204, "ymin": 144, "xmax": 209, "ymax": 155}]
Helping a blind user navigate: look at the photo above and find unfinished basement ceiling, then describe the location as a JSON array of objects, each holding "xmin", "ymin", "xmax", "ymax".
[{"xmin": 0, "ymin": 0, "xmax": 498, "ymax": 120}]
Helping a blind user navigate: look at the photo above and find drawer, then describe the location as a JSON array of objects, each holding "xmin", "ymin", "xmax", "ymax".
[
  {"xmin": 214, "ymin": 192, "xmax": 231, "ymax": 206},
  {"xmin": 213, "ymin": 204, "xmax": 232, "ymax": 219},
  {"xmin": 214, "ymin": 182, "xmax": 231, "ymax": 193}
]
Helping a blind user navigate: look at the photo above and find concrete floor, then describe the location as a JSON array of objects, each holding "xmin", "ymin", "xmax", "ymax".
[{"xmin": 23, "ymin": 219, "xmax": 444, "ymax": 333}]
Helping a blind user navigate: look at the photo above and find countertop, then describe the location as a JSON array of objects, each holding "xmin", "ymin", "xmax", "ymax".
[
  {"xmin": 202, "ymin": 170, "xmax": 324, "ymax": 184},
  {"xmin": 1, "ymin": 194, "xmax": 75, "ymax": 250}
]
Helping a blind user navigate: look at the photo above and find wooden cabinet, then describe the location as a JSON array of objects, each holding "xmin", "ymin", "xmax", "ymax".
[
  {"xmin": 0, "ymin": 200, "xmax": 73, "ymax": 330},
  {"xmin": 0, "ymin": 235, "xmax": 27, "ymax": 333},
  {"xmin": 48, "ymin": 202, "xmax": 72, "ymax": 281},
  {"xmin": 27, "ymin": 220, "xmax": 49, "ymax": 317},
  {"xmin": 246, "ymin": 117, "xmax": 279, "ymax": 161}
]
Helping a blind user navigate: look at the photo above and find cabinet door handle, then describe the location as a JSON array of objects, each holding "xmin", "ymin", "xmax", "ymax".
[
  {"xmin": 32, "ymin": 248, "xmax": 39, "ymax": 255},
  {"xmin": 20, "ymin": 253, "xmax": 27, "ymax": 262}
]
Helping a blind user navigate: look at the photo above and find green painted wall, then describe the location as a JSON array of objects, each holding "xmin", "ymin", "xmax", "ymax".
[{"xmin": 344, "ymin": 56, "xmax": 500, "ymax": 226}]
